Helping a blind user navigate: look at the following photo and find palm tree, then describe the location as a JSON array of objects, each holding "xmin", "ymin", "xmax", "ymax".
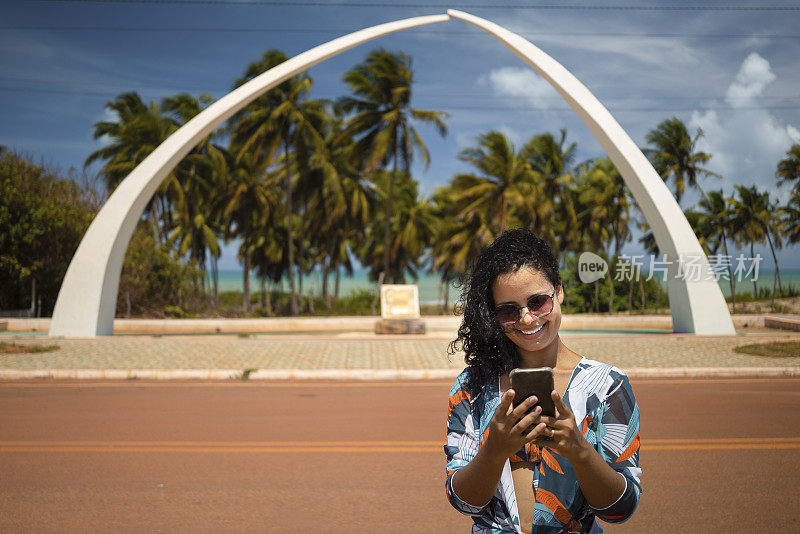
[
  {"xmin": 453, "ymin": 131, "xmax": 537, "ymax": 234},
  {"xmin": 429, "ymin": 184, "xmax": 495, "ymax": 312},
  {"xmin": 780, "ymin": 190, "xmax": 800, "ymax": 245},
  {"xmin": 301, "ymin": 111, "xmax": 375, "ymax": 309},
  {"xmin": 575, "ymin": 167, "xmax": 616, "ymax": 313},
  {"xmin": 522, "ymin": 130, "xmax": 581, "ymax": 251},
  {"xmin": 729, "ymin": 185, "xmax": 783, "ymax": 306},
  {"xmin": 249, "ymin": 209, "xmax": 287, "ymax": 316},
  {"xmin": 218, "ymin": 147, "xmax": 278, "ymax": 314},
  {"xmin": 338, "ymin": 49, "xmax": 447, "ymax": 280},
  {"xmin": 85, "ymin": 92, "xmax": 178, "ymax": 245},
  {"xmin": 637, "ymin": 220, "xmax": 663, "ymax": 313},
  {"xmin": 161, "ymin": 93, "xmax": 223, "ymax": 302},
  {"xmin": 644, "ymin": 117, "xmax": 719, "ymax": 204},
  {"xmin": 696, "ymin": 190, "xmax": 736, "ymax": 310},
  {"xmin": 523, "ymin": 130, "xmax": 577, "ymax": 197},
  {"xmin": 230, "ymin": 49, "xmax": 328, "ymax": 316},
  {"xmin": 356, "ymin": 170, "xmax": 431, "ymax": 285},
  {"xmin": 580, "ymin": 158, "xmax": 632, "ymax": 312},
  {"xmin": 776, "ymin": 143, "xmax": 800, "ymax": 192}
]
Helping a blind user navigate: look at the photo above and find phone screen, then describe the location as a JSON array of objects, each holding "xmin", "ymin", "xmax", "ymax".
[{"xmin": 509, "ymin": 367, "xmax": 556, "ymax": 418}]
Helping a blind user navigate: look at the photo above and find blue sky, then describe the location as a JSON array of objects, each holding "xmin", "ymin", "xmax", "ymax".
[{"xmin": 2, "ymin": 0, "xmax": 799, "ymax": 270}]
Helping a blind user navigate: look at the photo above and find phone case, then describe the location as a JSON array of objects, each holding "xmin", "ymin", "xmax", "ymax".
[{"xmin": 509, "ymin": 367, "xmax": 556, "ymax": 418}]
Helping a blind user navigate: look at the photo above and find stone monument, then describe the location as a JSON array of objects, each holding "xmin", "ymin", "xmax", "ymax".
[{"xmin": 374, "ymin": 284, "xmax": 426, "ymax": 335}]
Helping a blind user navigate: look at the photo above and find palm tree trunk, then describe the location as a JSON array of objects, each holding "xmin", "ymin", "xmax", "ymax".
[
  {"xmin": 322, "ymin": 257, "xmax": 331, "ymax": 312},
  {"xmin": 297, "ymin": 230, "xmax": 305, "ymax": 298},
  {"xmin": 241, "ymin": 211, "xmax": 251, "ymax": 314},
  {"xmin": 609, "ymin": 237, "xmax": 624, "ymax": 315},
  {"xmin": 383, "ymin": 141, "xmax": 398, "ymax": 283},
  {"xmin": 764, "ymin": 228, "xmax": 781, "ymax": 310},
  {"xmin": 285, "ymin": 135, "xmax": 299, "ymax": 316},
  {"xmin": 607, "ymin": 261, "xmax": 614, "ymax": 313},
  {"xmin": 371, "ymin": 272, "xmax": 385, "ymax": 316},
  {"xmin": 159, "ymin": 193, "xmax": 172, "ymax": 241},
  {"xmin": 594, "ymin": 281, "xmax": 599, "ymax": 313},
  {"xmin": 721, "ymin": 233, "xmax": 734, "ymax": 312},
  {"xmin": 437, "ymin": 273, "xmax": 444, "ymax": 314},
  {"xmin": 628, "ymin": 276, "xmax": 633, "ymax": 315},
  {"xmin": 764, "ymin": 229, "xmax": 782, "ymax": 293},
  {"xmin": 655, "ymin": 281, "xmax": 661, "ymax": 314},
  {"xmin": 149, "ymin": 198, "xmax": 160, "ymax": 248},
  {"xmin": 638, "ymin": 269, "xmax": 645, "ymax": 313},
  {"xmin": 335, "ymin": 265, "xmax": 340, "ymax": 298},
  {"xmin": 750, "ymin": 241, "xmax": 757, "ymax": 297},
  {"xmin": 212, "ymin": 253, "xmax": 219, "ymax": 313},
  {"xmin": 243, "ymin": 248, "xmax": 251, "ymax": 314},
  {"xmin": 29, "ymin": 277, "xmax": 36, "ymax": 317},
  {"xmin": 444, "ymin": 277, "xmax": 450, "ymax": 314},
  {"xmin": 265, "ymin": 283, "xmax": 273, "ymax": 317}
]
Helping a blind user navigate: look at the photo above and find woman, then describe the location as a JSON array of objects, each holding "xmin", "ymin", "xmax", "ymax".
[{"xmin": 444, "ymin": 229, "xmax": 641, "ymax": 533}]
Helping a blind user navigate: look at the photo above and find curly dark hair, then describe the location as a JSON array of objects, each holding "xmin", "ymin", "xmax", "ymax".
[{"xmin": 448, "ymin": 228, "xmax": 561, "ymax": 392}]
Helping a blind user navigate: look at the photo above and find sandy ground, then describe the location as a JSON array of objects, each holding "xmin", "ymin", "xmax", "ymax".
[{"xmin": 728, "ymin": 296, "xmax": 800, "ymax": 314}]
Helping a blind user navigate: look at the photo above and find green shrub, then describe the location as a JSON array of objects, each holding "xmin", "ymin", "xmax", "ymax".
[
  {"xmin": 0, "ymin": 151, "xmax": 95, "ymax": 315},
  {"xmin": 116, "ymin": 223, "xmax": 203, "ymax": 317}
]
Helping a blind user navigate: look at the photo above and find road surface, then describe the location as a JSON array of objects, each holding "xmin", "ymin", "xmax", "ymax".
[{"xmin": 1, "ymin": 377, "xmax": 799, "ymax": 532}]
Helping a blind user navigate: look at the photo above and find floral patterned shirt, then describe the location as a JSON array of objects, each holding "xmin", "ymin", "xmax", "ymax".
[{"xmin": 444, "ymin": 357, "xmax": 642, "ymax": 533}]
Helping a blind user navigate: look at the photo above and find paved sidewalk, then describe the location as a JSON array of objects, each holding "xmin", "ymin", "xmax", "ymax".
[{"xmin": 1, "ymin": 329, "xmax": 799, "ymax": 379}]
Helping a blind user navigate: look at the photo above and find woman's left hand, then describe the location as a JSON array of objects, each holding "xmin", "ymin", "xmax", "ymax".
[{"xmin": 534, "ymin": 390, "xmax": 591, "ymax": 461}]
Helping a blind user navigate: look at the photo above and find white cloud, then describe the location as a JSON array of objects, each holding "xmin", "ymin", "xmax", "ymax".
[
  {"xmin": 88, "ymin": 107, "xmax": 119, "ymax": 147},
  {"xmin": 481, "ymin": 67, "xmax": 559, "ymax": 108},
  {"xmin": 535, "ymin": 35, "xmax": 700, "ymax": 68},
  {"xmin": 689, "ymin": 53, "xmax": 797, "ymax": 195},
  {"xmin": 742, "ymin": 36, "xmax": 770, "ymax": 49},
  {"xmin": 725, "ymin": 52, "xmax": 776, "ymax": 107},
  {"xmin": 788, "ymin": 125, "xmax": 800, "ymax": 144}
]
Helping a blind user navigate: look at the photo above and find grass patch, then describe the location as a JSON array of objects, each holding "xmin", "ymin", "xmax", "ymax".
[
  {"xmin": 237, "ymin": 368, "xmax": 258, "ymax": 381},
  {"xmin": 734, "ymin": 341, "xmax": 800, "ymax": 358},
  {"xmin": 0, "ymin": 341, "xmax": 59, "ymax": 354}
]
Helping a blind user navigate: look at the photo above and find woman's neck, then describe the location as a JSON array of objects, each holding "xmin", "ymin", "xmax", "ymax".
[{"xmin": 517, "ymin": 336, "xmax": 577, "ymax": 370}]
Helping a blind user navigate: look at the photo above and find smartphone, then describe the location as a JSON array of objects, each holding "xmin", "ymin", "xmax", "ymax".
[{"xmin": 509, "ymin": 367, "xmax": 556, "ymax": 418}]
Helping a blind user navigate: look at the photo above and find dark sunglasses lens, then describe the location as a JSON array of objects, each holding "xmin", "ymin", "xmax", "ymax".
[
  {"xmin": 527, "ymin": 294, "xmax": 554, "ymax": 315},
  {"xmin": 495, "ymin": 305, "xmax": 519, "ymax": 324}
]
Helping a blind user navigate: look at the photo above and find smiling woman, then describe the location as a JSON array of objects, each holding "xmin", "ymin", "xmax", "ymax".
[{"xmin": 444, "ymin": 228, "xmax": 642, "ymax": 533}]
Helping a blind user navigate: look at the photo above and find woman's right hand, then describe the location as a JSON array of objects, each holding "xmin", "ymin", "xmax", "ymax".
[{"xmin": 484, "ymin": 389, "xmax": 548, "ymax": 461}]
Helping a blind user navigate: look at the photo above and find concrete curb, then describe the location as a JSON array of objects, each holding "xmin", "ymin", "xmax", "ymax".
[
  {"xmin": 5, "ymin": 314, "xmax": 788, "ymax": 335},
  {"xmin": 1, "ymin": 367, "xmax": 799, "ymax": 380}
]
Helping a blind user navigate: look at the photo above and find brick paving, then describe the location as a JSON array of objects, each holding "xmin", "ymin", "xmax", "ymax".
[{"xmin": 1, "ymin": 330, "xmax": 799, "ymax": 372}]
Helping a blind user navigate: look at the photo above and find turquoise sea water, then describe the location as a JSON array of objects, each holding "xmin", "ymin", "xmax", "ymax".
[
  {"xmin": 213, "ymin": 268, "xmax": 800, "ymax": 304},
  {"xmin": 216, "ymin": 269, "xmax": 461, "ymax": 305}
]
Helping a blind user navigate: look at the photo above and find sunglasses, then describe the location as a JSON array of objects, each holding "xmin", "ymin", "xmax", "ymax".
[{"xmin": 494, "ymin": 288, "xmax": 556, "ymax": 326}]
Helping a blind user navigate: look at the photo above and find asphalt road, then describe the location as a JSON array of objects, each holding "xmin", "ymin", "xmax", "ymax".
[{"xmin": 1, "ymin": 377, "xmax": 799, "ymax": 532}]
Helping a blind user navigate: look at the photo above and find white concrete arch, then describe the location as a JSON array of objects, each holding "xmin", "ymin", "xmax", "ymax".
[
  {"xmin": 50, "ymin": 10, "xmax": 735, "ymax": 337},
  {"xmin": 49, "ymin": 14, "xmax": 450, "ymax": 337},
  {"xmin": 447, "ymin": 10, "xmax": 734, "ymax": 334}
]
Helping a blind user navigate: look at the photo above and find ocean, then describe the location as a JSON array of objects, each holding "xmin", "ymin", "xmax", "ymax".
[
  {"xmin": 215, "ymin": 269, "xmax": 460, "ymax": 305},
  {"xmin": 213, "ymin": 268, "xmax": 800, "ymax": 304}
]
